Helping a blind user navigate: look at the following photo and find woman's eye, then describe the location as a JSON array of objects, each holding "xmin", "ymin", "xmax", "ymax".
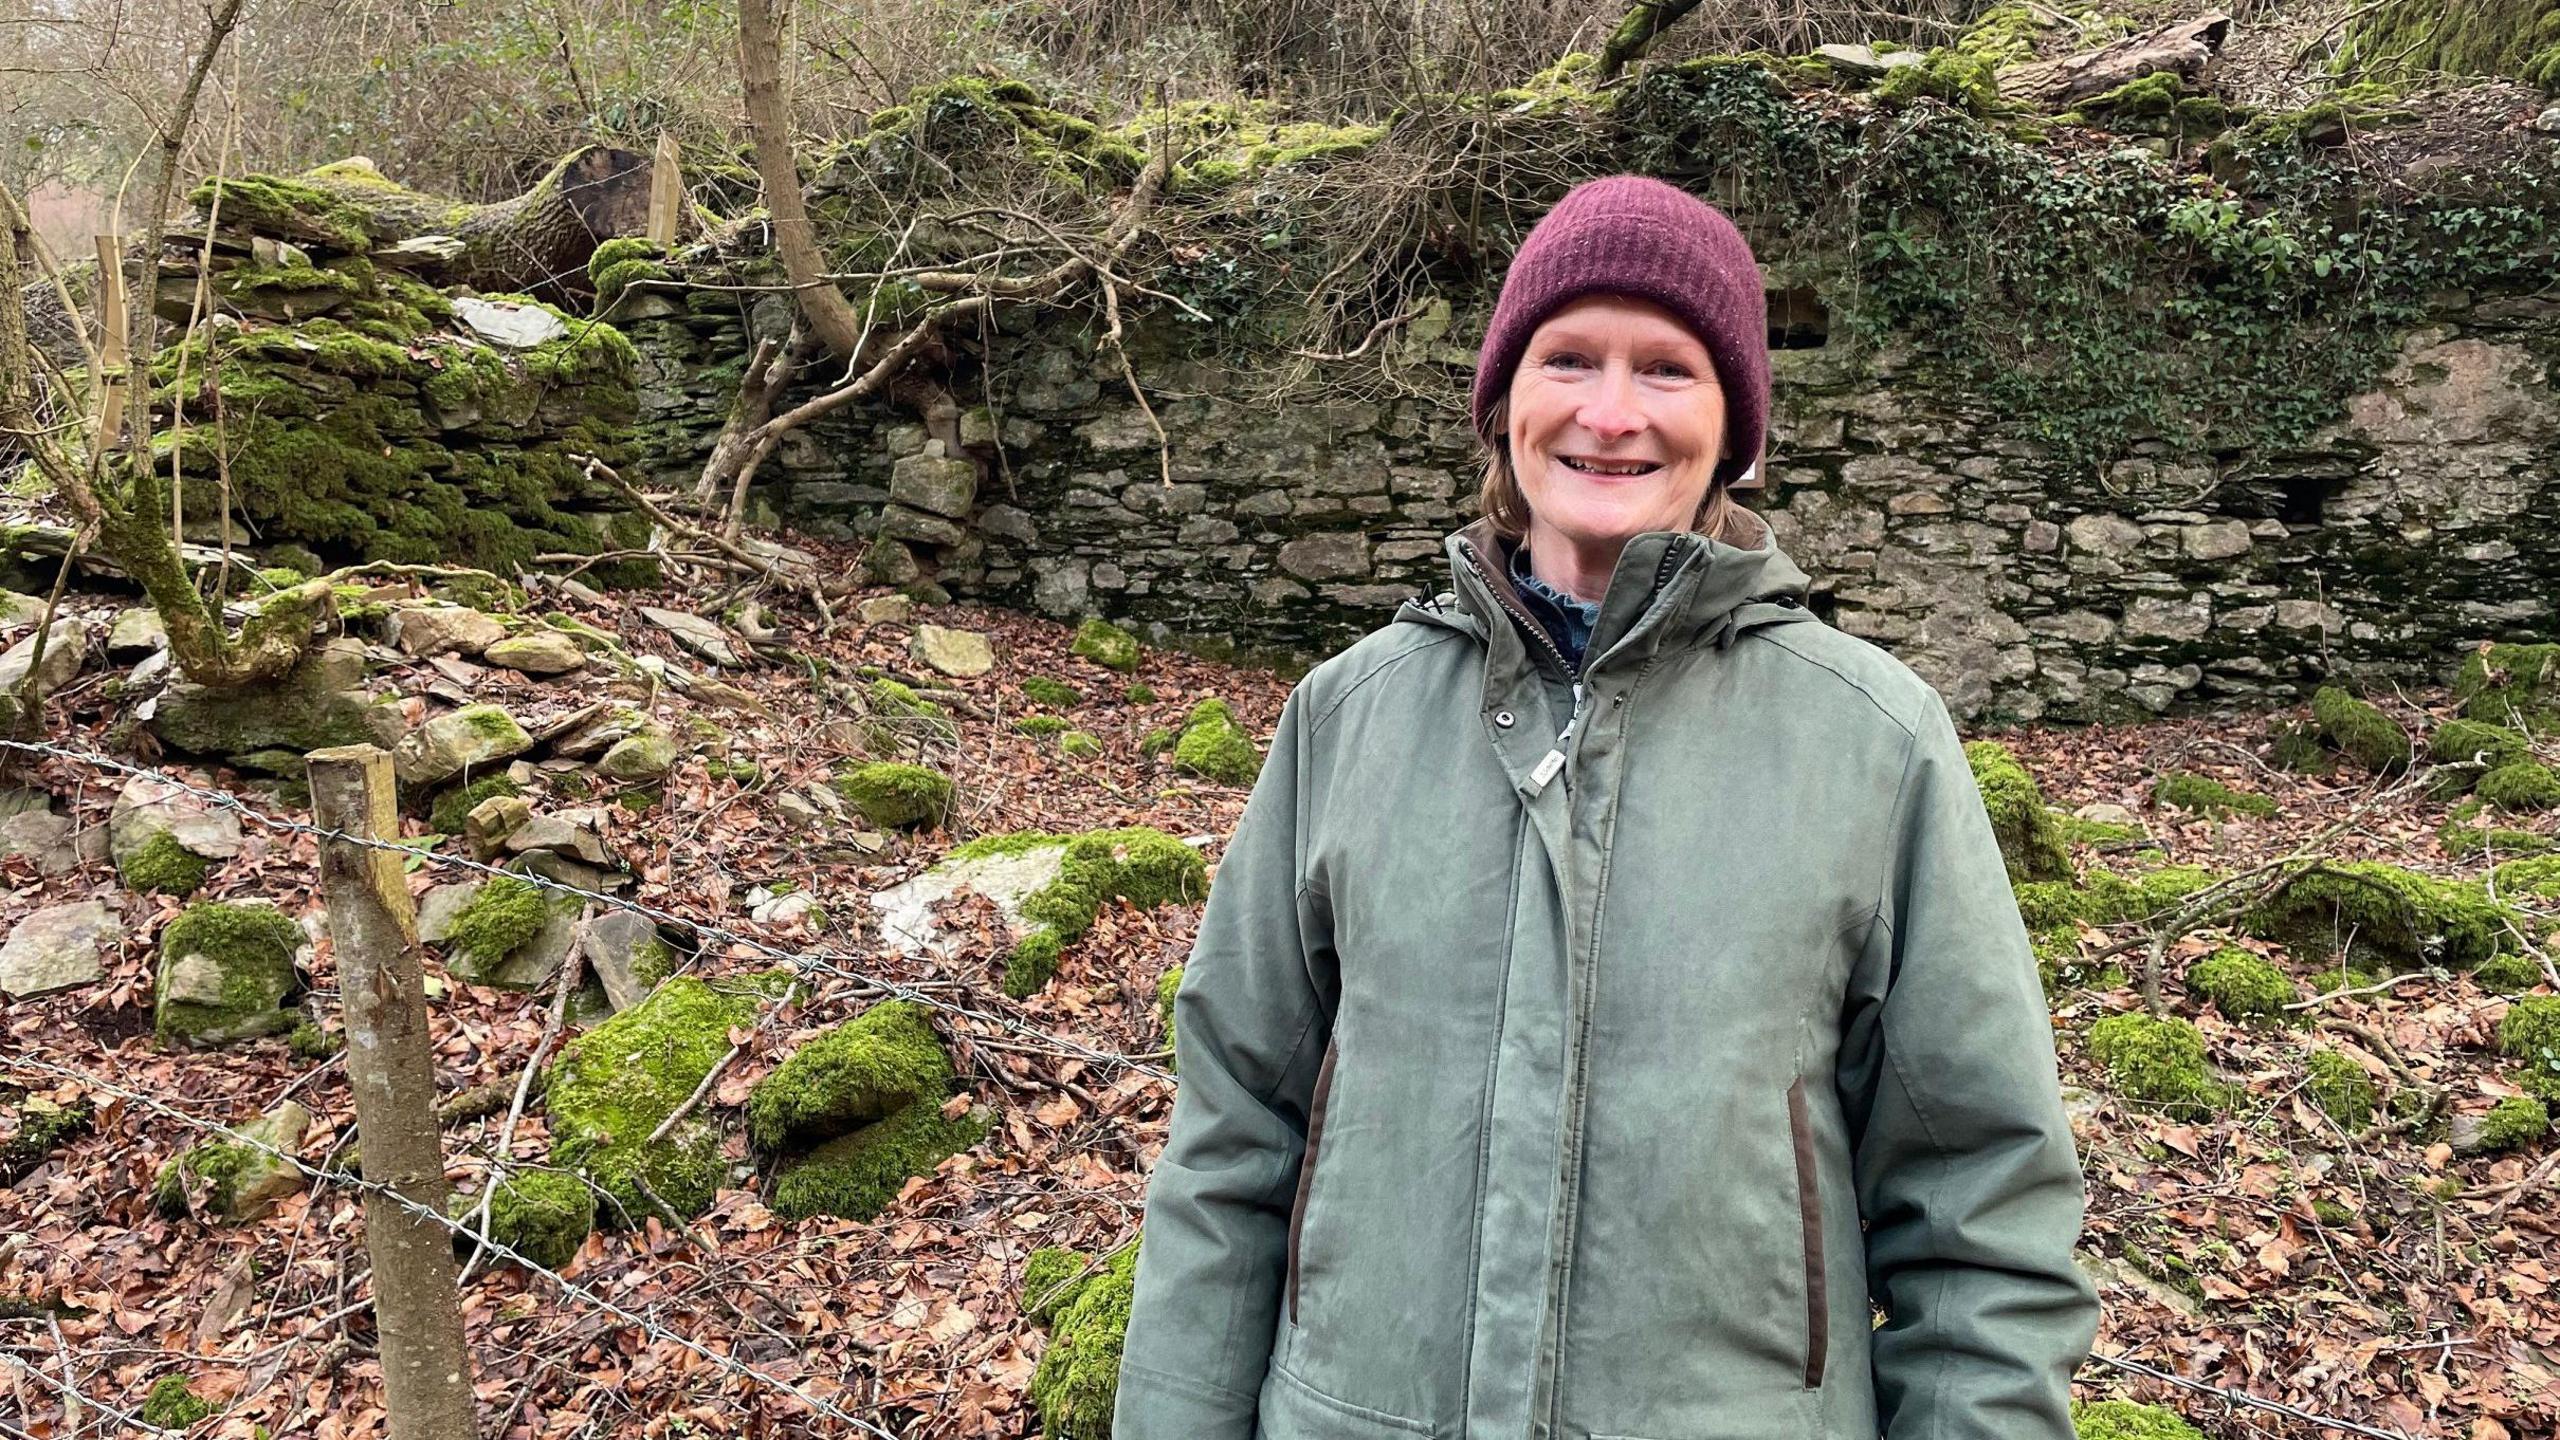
[
  {"xmin": 1541, "ymin": 352, "xmax": 1591, "ymax": 370},
  {"xmin": 1646, "ymin": 361, "xmax": 1694, "ymax": 379}
]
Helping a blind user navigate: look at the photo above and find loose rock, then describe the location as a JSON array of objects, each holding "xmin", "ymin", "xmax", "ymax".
[
  {"xmin": 0, "ymin": 899, "xmax": 121, "ymax": 999},
  {"xmin": 910, "ymin": 624, "xmax": 994, "ymax": 678},
  {"xmin": 482, "ymin": 630, "xmax": 585, "ymax": 675}
]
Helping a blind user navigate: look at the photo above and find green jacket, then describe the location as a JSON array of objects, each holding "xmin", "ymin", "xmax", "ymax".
[{"xmin": 1115, "ymin": 515, "xmax": 2098, "ymax": 1440}]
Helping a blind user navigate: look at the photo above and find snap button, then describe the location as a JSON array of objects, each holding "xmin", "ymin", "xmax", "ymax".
[{"xmin": 1493, "ymin": 710, "xmax": 1515, "ymax": 729}]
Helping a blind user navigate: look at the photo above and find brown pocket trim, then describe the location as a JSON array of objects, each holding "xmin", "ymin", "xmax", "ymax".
[
  {"xmin": 1786, "ymin": 1075, "xmax": 1828, "ymax": 1389},
  {"xmin": 1287, "ymin": 1035, "xmax": 1341, "ymax": 1325}
]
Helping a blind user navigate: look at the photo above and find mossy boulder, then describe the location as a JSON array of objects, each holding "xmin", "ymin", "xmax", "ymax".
[
  {"xmin": 0, "ymin": 1095, "xmax": 94, "ymax": 1184},
  {"xmin": 428, "ymin": 773, "xmax": 522, "ymax": 835},
  {"xmin": 544, "ymin": 972, "xmax": 790, "ymax": 1226},
  {"xmin": 860, "ymin": 678, "xmax": 959, "ymax": 755},
  {"xmin": 2309, "ymin": 687, "xmax": 2410, "ymax": 774},
  {"xmin": 1964, "ymin": 740, "xmax": 2070, "ymax": 884},
  {"xmin": 2477, "ymin": 1095, "xmax": 2551, "ymax": 1152},
  {"xmin": 1069, "ymin": 616, "xmax": 1142, "ymax": 672},
  {"xmin": 2453, "ymin": 642, "xmax": 2560, "ymax": 731},
  {"xmin": 832, "ymin": 761, "xmax": 954, "ymax": 829},
  {"xmin": 2499, "ymin": 996, "xmax": 2560, "ymax": 1105},
  {"xmin": 2479, "ymin": 761, "xmax": 2560, "ymax": 814},
  {"xmin": 2427, "ymin": 719, "xmax": 2530, "ymax": 787},
  {"xmin": 153, "ymin": 902, "xmax": 304, "ymax": 1046},
  {"xmin": 150, "ymin": 639, "xmax": 402, "ymax": 763},
  {"xmin": 2071, "ymin": 1399, "xmax": 2205, "ymax": 1440},
  {"xmin": 941, "ymin": 828, "xmax": 1209, "ymax": 997},
  {"xmin": 151, "ymin": 1100, "xmax": 310, "ymax": 1223},
  {"xmin": 1015, "ymin": 715, "xmax": 1071, "ymax": 737},
  {"xmin": 2492, "ymin": 855, "xmax": 2560, "ymax": 900},
  {"xmin": 393, "ymin": 703, "xmax": 534, "ymax": 789},
  {"xmin": 2151, "ymin": 773, "xmax": 2276, "ymax": 820},
  {"xmin": 1024, "ymin": 1240, "xmax": 1139, "ymax": 1440},
  {"xmin": 121, "ymin": 831, "xmax": 212, "ymax": 897},
  {"xmin": 1021, "ymin": 676, "xmax": 1082, "ymax": 708},
  {"xmin": 2474, "ymin": 952, "xmax": 2548, "ymax": 994},
  {"xmin": 1172, "ymin": 698, "xmax": 1262, "ymax": 786},
  {"xmin": 439, "ymin": 874, "xmax": 579, "ymax": 989},
  {"xmin": 2187, "ymin": 947, "xmax": 2297, "ymax": 1022},
  {"xmin": 767, "ymin": 1091, "xmax": 990, "ymax": 1221},
  {"xmin": 1058, "ymin": 729, "xmax": 1103, "ymax": 758},
  {"xmin": 2303, "ymin": 1049, "xmax": 2377, "ymax": 1131},
  {"xmin": 2240, "ymin": 860, "xmax": 2520, "ymax": 972},
  {"xmin": 450, "ymin": 1169, "xmax": 595, "ymax": 1271},
  {"xmin": 2085, "ymin": 1013, "xmax": 2226, "ymax": 1116},
  {"xmin": 747, "ymin": 1000, "xmax": 952, "ymax": 1153}
]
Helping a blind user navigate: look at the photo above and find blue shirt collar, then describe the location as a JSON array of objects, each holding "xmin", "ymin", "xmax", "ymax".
[{"xmin": 1506, "ymin": 539, "xmax": 1601, "ymax": 672}]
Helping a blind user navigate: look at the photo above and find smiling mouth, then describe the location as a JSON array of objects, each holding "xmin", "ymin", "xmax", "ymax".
[{"xmin": 1558, "ymin": 455, "xmax": 1663, "ymax": 477}]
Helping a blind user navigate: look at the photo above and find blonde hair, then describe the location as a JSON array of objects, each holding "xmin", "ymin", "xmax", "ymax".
[{"xmin": 1472, "ymin": 395, "xmax": 1762, "ymax": 549}]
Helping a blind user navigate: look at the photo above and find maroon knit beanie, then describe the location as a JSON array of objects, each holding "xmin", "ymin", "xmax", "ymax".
[{"xmin": 1471, "ymin": 175, "xmax": 1770, "ymax": 490}]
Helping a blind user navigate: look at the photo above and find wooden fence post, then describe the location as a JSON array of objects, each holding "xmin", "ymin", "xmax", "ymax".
[
  {"xmin": 648, "ymin": 131, "xmax": 682, "ymax": 248},
  {"xmin": 307, "ymin": 744, "xmax": 482, "ymax": 1440}
]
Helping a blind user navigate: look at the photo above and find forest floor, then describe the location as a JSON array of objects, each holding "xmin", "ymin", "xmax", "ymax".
[{"xmin": 2, "ymin": 546, "xmax": 2556, "ymax": 1440}]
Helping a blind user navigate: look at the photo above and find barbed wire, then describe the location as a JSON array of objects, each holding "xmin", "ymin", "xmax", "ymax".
[
  {"xmin": 0, "ymin": 735, "xmax": 1173, "ymax": 1084},
  {"xmin": 1, "ymin": 1052, "xmax": 899, "ymax": 1438},
  {"xmin": 0, "ymin": 1348, "xmax": 169, "ymax": 1436},
  {"xmin": 2088, "ymin": 1350, "xmax": 2418, "ymax": 1440}
]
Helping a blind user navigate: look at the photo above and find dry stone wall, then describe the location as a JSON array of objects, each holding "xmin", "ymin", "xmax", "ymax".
[{"xmin": 622, "ymin": 288, "xmax": 2560, "ymax": 723}]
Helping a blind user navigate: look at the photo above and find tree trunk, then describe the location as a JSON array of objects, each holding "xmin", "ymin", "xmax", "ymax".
[
  {"xmin": 736, "ymin": 0, "xmax": 869, "ymax": 359},
  {"xmin": 2002, "ymin": 13, "xmax": 2232, "ymax": 110},
  {"xmin": 1597, "ymin": 0, "xmax": 1706, "ymax": 82}
]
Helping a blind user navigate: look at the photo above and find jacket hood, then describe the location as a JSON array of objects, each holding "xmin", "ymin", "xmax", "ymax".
[{"xmin": 1399, "ymin": 509, "xmax": 1817, "ymax": 670}]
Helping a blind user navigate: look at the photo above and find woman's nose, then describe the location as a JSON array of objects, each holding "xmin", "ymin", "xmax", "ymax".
[{"xmin": 1576, "ymin": 362, "xmax": 1647, "ymax": 441}]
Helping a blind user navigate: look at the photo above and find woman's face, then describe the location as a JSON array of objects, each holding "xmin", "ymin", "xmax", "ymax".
[{"xmin": 1506, "ymin": 293, "xmax": 1729, "ymax": 557}]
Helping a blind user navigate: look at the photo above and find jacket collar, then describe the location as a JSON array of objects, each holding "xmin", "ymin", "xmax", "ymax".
[{"xmin": 1415, "ymin": 511, "xmax": 1816, "ymax": 677}]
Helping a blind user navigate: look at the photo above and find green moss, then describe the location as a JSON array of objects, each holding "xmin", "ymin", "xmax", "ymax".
[
  {"xmin": 155, "ymin": 903, "xmax": 304, "ymax": 1046},
  {"xmin": 2267, "ymin": 718, "xmax": 2337, "ymax": 775},
  {"xmin": 2454, "ymin": 643, "xmax": 2560, "ymax": 730},
  {"xmin": 2058, "ymin": 813, "xmax": 2143, "ymax": 845},
  {"xmin": 1069, "ymin": 617, "xmax": 1142, "ymax": 672},
  {"xmin": 2086, "ymin": 1012, "xmax": 2226, "ymax": 1116},
  {"xmin": 1875, "ymin": 47, "xmax": 2007, "ymax": 115},
  {"xmin": 863, "ymin": 678, "xmax": 959, "ymax": 752},
  {"xmin": 1027, "ymin": 1242, "xmax": 1139, "ymax": 1440},
  {"xmin": 832, "ymin": 762, "xmax": 954, "ymax": 829},
  {"xmin": 429, "ymin": 773, "xmax": 521, "ymax": 835},
  {"xmin": 2475, "ymin": 952, "xmax": 2548, "ymax": 994},
  {"xmin": 141, "ymin": 1375, "xmax": 217, "ymax": 1429},
  {"xmin": 0, "ymin": 1097, "xmax": 93, "ymax": 1184},
  {"xmin": 1015, "ymin": 715, "xmax": 1071, "ymax": 737},
  {"xmin": 2241, "ymin": 860, "xmax": 2520, "ymax": 971},
  {"xmin": 1123, "ymin": 682, "xmax": 1157, "ymax": 704},
  {"xmin": 970, "ymin": 829, "xmax": 1209, "ymax": 998},
  {"xmin": 2439, "ymin": 816, "xmax": 2553, "ymax": 859},
  {"xmin": 2479, "ymin": 761, "xmax": 2560, "ymax": 814},
  {"xmin": 546, "ymin": 972, "xmax": 787, "ymax": 1225},
  {"xmin": 1964, "ymin": 740, "xmax": 2071, "ymax": 883},
  {"xmin": 1173, "ymin": 698, "xmax": 1262, "ymax": 786},
  {"xmin": 454, "ymin": 1169, "xmax": 596, "ymax": 1270},
  {"xmin": 2494, "ymin": 855, "xmax": 2560, "ymax": 899},
  {"xmin": 2500, "ymin": 996, "xmax": 2560, "ymax": 1104},
  {"xmin": 286, "ymin": 1020, "xmax": 342, "ymax": 1060},
  {"xmin": 2070, "ymin": 1399, "xmax": 2205, "ymax": 1440},
  {"xmin": 2188, "ymin": 947, "xmax": 2297, "ymax": 1022},
  {"xmin": 2428, "ymin": 718, "xmax": 2530, "ymax": 784},
  {"xmin": 2153, "ymin": 772, "xmax": 2277, "ymax": 820},
  {"xmin": 747, "ymin": 1001, "xmax": 951, "ymax": 1153},
  {"xmin": 1022, "ymin": 1245, "xmax": 1095, "ymax": 1326},
  {"xmin": 2479, "ymin": 1095, "xmax": 2551, "ymax": 1151},
  {"xmin": 189, "ymin": 173, "xmax": 371, "ymax": 249},
  {"xmin": 122, "ymin": 830, "xmax": 213, "ymax": 896},
  {"xmin": 768, "ymin": 1092, "xmax": 988, "ymax": 1220},
  {"xmin": 444, "ymin": 875, "xmax": 552, "ymax": 971},
  {"xmin": 1021, "ymin": 676, "xmax": 1082, "ymax": 708},
  {"xmin": 2310, "ymin": 687, "xmax": 2410, "ymax": 773},
  {"xmin": 1139, "ymin": 726, "xmax": 1177, "ymax": 755},
  {"xmin": 2304, "ymin": 1049, "xmax": 2378, "ymax": 1130},
  {"xmin": 1058, "ymin": 730, "xmax": 1103, "ymax": 759},
  {"xmin": 2030, "ymin": 922, "xmax": 2121, "ymax": 994}
]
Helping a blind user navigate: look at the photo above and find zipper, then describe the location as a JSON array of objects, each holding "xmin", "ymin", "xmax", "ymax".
[{"xmin": 1462, "ymin": 538, "xmax": 1685, "ymax": 799}]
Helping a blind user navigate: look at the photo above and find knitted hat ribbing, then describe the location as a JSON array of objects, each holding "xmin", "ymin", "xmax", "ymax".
[{"xmin": 1471, "ymin": 175, "xmax": 1770, "ymax": 489}]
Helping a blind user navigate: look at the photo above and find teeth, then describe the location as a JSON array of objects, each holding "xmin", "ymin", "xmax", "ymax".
[{"xmin": 1562, "ymin": 457, "xmax": 1657, "ymax": 476}]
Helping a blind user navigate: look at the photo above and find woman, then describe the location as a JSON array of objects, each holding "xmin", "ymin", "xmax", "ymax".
[{"xmin": 1113, "ymin": 175, "xmax": 2098, "ymax": 1440}]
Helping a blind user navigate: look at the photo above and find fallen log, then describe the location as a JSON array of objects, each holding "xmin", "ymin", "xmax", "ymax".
[{"xmin": 2003, "ymin": 13, "xmax": 2232, "ymax": 110}]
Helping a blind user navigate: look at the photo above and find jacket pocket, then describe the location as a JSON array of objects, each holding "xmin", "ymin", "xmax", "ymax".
[
  {"xmin": 1286, "ymin": 1033, "xmax": 1341, "ymax": 1326},
  {"xmin": 1785, "ymin": 1076, "xmax": 1828, "ymax": 1389}
]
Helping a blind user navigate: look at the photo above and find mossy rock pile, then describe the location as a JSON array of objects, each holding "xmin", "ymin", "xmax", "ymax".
[
  {"xmin": 2454, "ymin": 643, "xmax": 2560, "ymax": 731},
  {"xmin": 833, "ymin": 761, "xmax": 954, "ymax": 829},
  {"xmin": 543, "ymin": 972, "xmax": 793, "ymax": 1226},
  {"xmin": 1965, "ymin": 740, "xmax": 2069, "ymax": 883},
  {"xmin": 151, "ymin": 1100, "xmax": 310, "ymax": 1224},
  {"xmin": 134, "ymin": 161, "xmax": 653, "ymax": 580},
  {"xmin": 1022, "ymin": 1240, "xmax": 1140, "ymax": 1440},
  {"xmin": 451, "ymin": 1169, "xmax": 597, "ymax": 1271},
  {"xmin": 2308, "ymin": 687, "xmax": 2411, "ymax": 774}
]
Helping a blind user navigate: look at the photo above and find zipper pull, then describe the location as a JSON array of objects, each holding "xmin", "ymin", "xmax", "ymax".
[{"xmin": 1529, "ymin": 748, "xmax": 1567, "ymax": 792}]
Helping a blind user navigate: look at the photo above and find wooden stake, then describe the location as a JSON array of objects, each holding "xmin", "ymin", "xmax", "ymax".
[
  {"xmin": 648, "ymin": 131, "xmax": 682, "ymax": 248},
  {"xmin": 307, "ymin": 744, "xmax": 481, "ymax": 1440},
  {"xmin": 89, "ymin": 235, "xmax": 125, "ymax": 448}
]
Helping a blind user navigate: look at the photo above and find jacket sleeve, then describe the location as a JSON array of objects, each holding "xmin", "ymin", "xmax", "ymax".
[
  {"xmin": 1837, "ymin": 693, "xmax": 2100, "ymax": 1439},
  {"xmin": 1114, "ymin": 685, "xmax": 1334, "ymax": 1438}
]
